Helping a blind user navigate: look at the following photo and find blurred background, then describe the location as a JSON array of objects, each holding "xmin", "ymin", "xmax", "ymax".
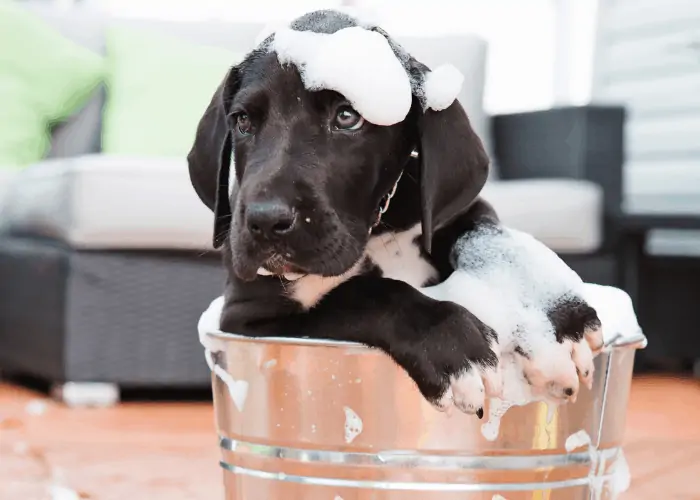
[{"xmin": 1, "ymin": 0, "xmax": 699, "ymax": 498}]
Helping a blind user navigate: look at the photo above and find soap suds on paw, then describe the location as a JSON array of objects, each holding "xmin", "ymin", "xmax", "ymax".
[
  {"xmin": 480, "ymin": 355, "xmax": 543, "ymax": 441},
  {"xmin": 422, "ymin": 226, "xmax": 580, "ymax": 438},
  {"xmin": 582, "ymin": 284, "xmax": 646, "ymax": 349},
  {"xmin": 422, "ymin": 222, "xmax": 644, "ymax": 441},
  {"xmin": 343, "ymin": 406, "xmax": 363, "ymax": 443}
]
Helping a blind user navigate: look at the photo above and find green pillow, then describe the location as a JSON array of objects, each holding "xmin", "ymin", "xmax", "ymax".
[
  {"xmin": 0, "ymin": 4, "xmax": 105, "ymax": 166},
  {"xmin": 102, "ymin": 27, "xmax": 243, "ymax": 158}
]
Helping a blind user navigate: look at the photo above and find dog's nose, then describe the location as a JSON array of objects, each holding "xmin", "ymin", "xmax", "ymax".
[{"xmin": 245, "ymin": 201, "xmax": 297, "ymax": 237}]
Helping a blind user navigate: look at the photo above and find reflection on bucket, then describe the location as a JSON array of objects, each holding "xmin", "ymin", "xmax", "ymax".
[
  {"xmin": 198, "ymin": 284, "xmax": 645, "ymax": 500},
  {"xmin": 204, "ymin": 331, "xmax": 642, "ymax": 500}
]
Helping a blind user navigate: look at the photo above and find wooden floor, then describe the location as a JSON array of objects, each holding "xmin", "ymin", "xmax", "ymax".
[{"xmin": 1, "ymin": 376, "xmax": 699, "ymax": 500}]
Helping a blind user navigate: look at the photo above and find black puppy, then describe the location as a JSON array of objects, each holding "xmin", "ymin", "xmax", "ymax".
[{"xmin": 188, "ymin": 10, "xmax": 567, "ymax": 416}]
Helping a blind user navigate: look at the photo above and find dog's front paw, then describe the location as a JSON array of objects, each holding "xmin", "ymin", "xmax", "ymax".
[
  {"xmin": 550, "ymin": 294, "xmax": 603, "ymax": 390},
  {"xmin": 398, "ymin": 302, "xmax": 502, "ymax": 418},
  {"xmin": 517, "ymin": 338, "xmax": 586, "ymax": 403},
  {"xmin": 437, "ymin": 363, "xmax": 504, "ymax": 418},
  {"xmin": 517, "ymin": 295, "xmax": 602, "ymax": 402}
]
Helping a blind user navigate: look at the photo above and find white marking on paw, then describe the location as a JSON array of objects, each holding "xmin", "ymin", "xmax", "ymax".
[
  {"xmin": 343, "ymin": 406, "xmax": 363, "ymax": 444},
  {"xmin": 450, "ymin": 369, "xmax": 485, "ymax": 415},
  {"xmin": 521, "ymin": 338, "xmax": 579, "ymax": 402},
  {"xmin": 436, "ymin": 386, "xmax": 454, "ymax": 414},
  {"xmin": 482, "ymin": 364, "xmax": 504, "ymax": 398}
]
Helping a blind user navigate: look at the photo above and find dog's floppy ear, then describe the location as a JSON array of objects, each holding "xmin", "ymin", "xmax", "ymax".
[
  {"xmin": 187, "ymin": 67, "xmax": 240, "ymax": 249},
  {"xmin": 418, "ymin": 99, "xmax": 490, "ymax": 254},
  {"xmin": 366, "ymin": 27, "xmax": 490, "ymax": 253}
]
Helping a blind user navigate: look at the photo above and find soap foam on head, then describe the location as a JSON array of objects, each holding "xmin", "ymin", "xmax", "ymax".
[
  {"xmin": 271, "ymin": 26, "xmax": 413, "ymax": 126},
  {"xmin": 262, "ymin": 9, "xmax": 464, "ymax": 126},
  {"xmin": 423, "ymin": 64, "xmax": 465, "ymax": 111}
]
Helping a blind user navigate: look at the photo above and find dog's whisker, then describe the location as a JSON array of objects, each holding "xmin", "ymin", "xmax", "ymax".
[
  {"xmin": 277, "ymin": 275, "xmax": 288, "ymax": 293},
  {"xmin": 404, "ymin": 170, "xmax": 418, "ymax": 183},
  {"xmin": 389, "ymin": 232, "xmax": 404, "ymax": 257}
]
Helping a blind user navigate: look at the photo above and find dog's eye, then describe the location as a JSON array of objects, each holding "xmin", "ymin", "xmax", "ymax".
[
  {"xmin": 333, "ymin": 106, "xmax": 364, "ymax": 131},
  {"xmin": 236, "ymin": 113, "xmax": 253, "ymax": 135}
]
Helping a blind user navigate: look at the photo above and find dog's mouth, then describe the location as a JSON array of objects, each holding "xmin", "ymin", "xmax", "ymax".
[{"xmin": 259, "ymin": 254, "xmax": 307, "ymax": 278}]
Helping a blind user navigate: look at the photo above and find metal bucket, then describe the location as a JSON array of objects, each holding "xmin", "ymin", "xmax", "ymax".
[{"xmin": 207, "ymin": 328, "xmax": 645, "ymax": 500}]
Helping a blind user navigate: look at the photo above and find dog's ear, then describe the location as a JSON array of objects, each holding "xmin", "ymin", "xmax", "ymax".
[
  {"xmin": 187, "ymin": 67, "xmax": 239, "ymax": 249},
  {"xmin": 366, "ymin": 28, "xmax": 490, "ymax": 253},
  {"xmin": 418, "ymin": 99, "xmax": 490, "ymax": 253}
]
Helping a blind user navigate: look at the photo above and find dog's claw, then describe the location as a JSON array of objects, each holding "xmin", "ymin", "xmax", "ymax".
[
  {"xmin": 572, "ymin": 339, "xmax": 595, "ymax": 390},
  {"xmin": 585, "ymin": 324, "xmax": 605, "ymax": 354}
]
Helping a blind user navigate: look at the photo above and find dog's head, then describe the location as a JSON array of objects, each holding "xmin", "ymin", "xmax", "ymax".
[{"xmin": 188, "ymin": 10, "xmax": 489, "ymax": 281}]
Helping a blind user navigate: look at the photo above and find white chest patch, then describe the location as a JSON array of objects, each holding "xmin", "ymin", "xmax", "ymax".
[
  {"xmin": 289, "ymin": 223, "xmax": 437, "ymax": 310},
  {"xmin": 366, "ymin": 223, "xmax": 437, "ymax": 288},
  {"xmin": 290, "ymin": 258, "xmax": 366, "ymax": 310}
]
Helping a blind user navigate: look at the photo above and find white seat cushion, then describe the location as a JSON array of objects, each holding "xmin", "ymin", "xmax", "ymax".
[
  {"xmin": 481, "ymin": 179, "xmax": 603, "ymax": 253},
  {"xmin": 0, "ymin": 168, "xmax": 20, "ymax": 203},
  {"xmin": 0, "ymin": 160, "xmax": 604, "ymax": 254},
  {"xmin": 0, "ymin": 155, "xmax": 214, "ymax": 250}
]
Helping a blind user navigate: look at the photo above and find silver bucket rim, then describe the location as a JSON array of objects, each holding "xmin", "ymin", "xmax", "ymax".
[{"xmin": 206, "ymin": 328, "xmax": 647, "ymax": 351}]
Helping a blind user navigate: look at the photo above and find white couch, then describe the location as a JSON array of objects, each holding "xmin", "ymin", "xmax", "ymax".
[{"xmin": 0, "ymin": 4, "xmax": 623, "ymax": 394}]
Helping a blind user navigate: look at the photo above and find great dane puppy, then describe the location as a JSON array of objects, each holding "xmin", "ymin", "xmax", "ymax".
[{"xmin": 188, "ymin": 9, "xmax": 597, "ymax": 417}]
